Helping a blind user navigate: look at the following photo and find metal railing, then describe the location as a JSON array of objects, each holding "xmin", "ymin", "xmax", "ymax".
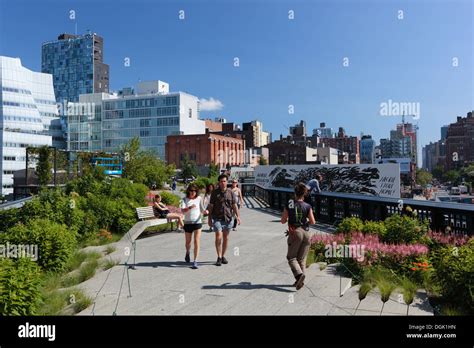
[{"xmin": 239, "ymin": 183, "xmax": 474, "ymax": 235}]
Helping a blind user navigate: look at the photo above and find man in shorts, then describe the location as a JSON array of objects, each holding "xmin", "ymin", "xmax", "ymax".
[{"xmin": 207, "ymin": 174, "xmax": 240, "ymax": 266}]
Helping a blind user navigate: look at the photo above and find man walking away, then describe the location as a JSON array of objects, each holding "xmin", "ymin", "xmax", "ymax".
[
  {"xmin": 280, "ymin": 183, "xmax": 315, "ymax": 290},
  {"xmin": 207, "ymin": 174, "xmax": 240, "ymax": 266}
]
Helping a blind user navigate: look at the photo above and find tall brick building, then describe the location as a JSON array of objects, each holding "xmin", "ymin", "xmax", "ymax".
[
  {"xmin": 166, "ymin": 133, "xmax": 245, "ymax": 169},
  {"xmin": 320, "ymin": 127, "xmax": 360, "ymax": 164},
  {"xmin": 446, "ymin": 111, "xmax": 474, "ymax": 170}
]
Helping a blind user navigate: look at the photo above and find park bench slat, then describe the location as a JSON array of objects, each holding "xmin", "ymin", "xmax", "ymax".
[{"xmin": 136, "ymin": 206, "xmax": 156, "ymax": 220}]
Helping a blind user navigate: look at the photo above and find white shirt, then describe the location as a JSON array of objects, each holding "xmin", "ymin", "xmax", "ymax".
[
  {"xmin": 180, "ymin": 196, "xmax": 203, "ymax": 223},
  {"xmin": 201, "ymin": 193, "xmax": 211, "ymax": 211}
]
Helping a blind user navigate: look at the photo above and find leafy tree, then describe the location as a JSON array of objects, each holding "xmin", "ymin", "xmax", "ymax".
[
  {"xmin": 181, "ymin": 153, "xmax": 197, "ymax": 179},
  {"xmin": 36, "ymin": 146, "xmax": 52, "ymax": 187},
  {"xmin": 431, "ymin": 165, "xmax": 444, "ymax": 180},
  {"xmin": 259, "ymin": 155, "xmax": 268, "ymax": 165},
  {"xmin": 120, "ymin": 137, "xmax": 172, "ymax": 187},
  {"xmin": 416, "ymin": 169, "xmax": 433, "ymax": 187},
  {"xmin": 208, "ymin": 162, "xmax": 219, "ymax": 178},
  {"xmin": 444, "ymin": 170, "xmax": 461, "ymax": 185}
]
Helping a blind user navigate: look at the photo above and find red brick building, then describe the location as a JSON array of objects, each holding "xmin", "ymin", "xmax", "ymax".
[
  {"xmin": 320, "ymin": 127, "xmax": 360, "ymax": 164},
  {"xmin": 446, "ymin": 111, "xmax": 474, "ymax": 170},
  {"xmin": 166, "ymin": 133, "xmax": 245, "ymax": 169}
]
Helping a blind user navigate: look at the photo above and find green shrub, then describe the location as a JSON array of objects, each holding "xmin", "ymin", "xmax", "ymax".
[
  {"xmin": 193, "ymin": 176, "xmax": 217, "ymax": 190},
  {"xmin": 1, "ymin": 219, "xmax": 76, "ymax": 272},
  {"xmin": 159, "ymin": 191, "xmax": 180, "ymax": 207},
  {"xmin": 362, "ymin": 221, "xmax": 387, "ymax": 236},
  {"xmin": 336, "ymin": 217, "xmax": 364, "ymax": 233},
  {"xmin": 0, "ymin": 258, "xmax": 42, "ymax": 315},
  {"xmin": 0, "ymin": 208, "xmax": 20, "ymax": 233},
  {"xmin": 383, "ymin": 214, "xmax": 428, "ymax": 244},
  {"xmin": 432, "ymin": 240, "xmax": 474, "ymax": 312}
]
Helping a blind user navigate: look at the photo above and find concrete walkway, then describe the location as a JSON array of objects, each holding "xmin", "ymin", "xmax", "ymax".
[{"xmin": 78, "ymin": 197, "xmax": 433, "ymax": 316}]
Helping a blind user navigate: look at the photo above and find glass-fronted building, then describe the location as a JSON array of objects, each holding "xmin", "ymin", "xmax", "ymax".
[
  {"xmin": 67, "ymin": 81, "xmax": 205, "ymax": 160},
  {"xmin": 0, "ymin": 56, "xmax": 60, "ymax": 197},
  {"xmin": 360, "ymin": 135, "xmax": 376, "ymax": 164},
  {"xmin": 41, "ymin": 32, "xmax": 109, "ymax": 103}
]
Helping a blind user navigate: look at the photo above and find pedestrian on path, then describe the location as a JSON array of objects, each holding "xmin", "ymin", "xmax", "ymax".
[
  {"xmin": 201, "ymin": 183, "xmax": 214, "ymax": 232},
  {"xmin": 207, "ymin": 174, "xmax": 240, "ymax": 266},
  {"xmin": 280, "ymin": 183, "xmax": 315, "ymax": 290},
  {"xmin": 180, "ymin": 184, "xmax": 204, "ymax": 269},
  {"xmin": 231, "ymin": 179, "xmax": 244, "ymax": 231},
  {"xmin": 172, "ymin": 178, "xmax": 177, "ymax": 191}
]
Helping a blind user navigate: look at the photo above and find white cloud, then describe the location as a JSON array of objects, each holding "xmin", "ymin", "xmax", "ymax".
[{"xmin": 199, "ymin": 97, "xmax": 224, "ymax": 111}]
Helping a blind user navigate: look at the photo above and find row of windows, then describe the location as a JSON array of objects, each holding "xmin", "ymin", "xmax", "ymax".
[
  {"xmin": 104, "ymin": 96, "xmax": 178, "ymax": 110},
  {"xmin": 3, "ymin": 142, "xmax": 43, "ymax": 148},
  {"xmin": 3, "ymin": 115, "xmax": 42, "ymax": 123},
  {"xmin": 104, "ymin": 137, "xmax": 168, "ymax": 148},
  {"xmin": 3, "ymin": 156, "xmax": 16, "ymax": 161},
  {"xmin": 103, "ymin": 107, "xmax": 178, "ymax": 119},
  {"xmin": 69, "ymin": 142, "xmax": 90, "ymax": 151},
  {"xmin": 103, "ymin": 117, "xmax": 179, "ymax": 130},
  {"xmin": 3, "ymin": 101, "xmax": 37, "ymax": 109},
  {"xmin": 103, "ymin": 125, "xmax": 178, "ymax": 139},
  {"xmin": 3, "ymin": 170, "xmax": 15, "ymax": 175},
  {"xmin": 130, "ymin": 108, "xmax": 152, "ymax": 118},
  {"xmin": 2, "ymin": 86, "xmax": 32, "ymax": 95},
  {"xmin": 34, "ymin": 99, "xmax": 57, "ymax": 105},
  {"xmin": 40, "ymin": 112, "xmax": 58, "ymax": 117},
  {"xmin": 2, "ymin": 184, "xmax": 14, "ymax": 189}
]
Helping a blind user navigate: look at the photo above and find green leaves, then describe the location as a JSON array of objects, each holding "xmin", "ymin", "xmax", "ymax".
[
  {"xmin": 433, "ymin": 240, "xmax": 474, "ymax": 311},
  {"xmin": 336, "ymin": 217, "xmax": 364, "ymax": 233},
  {"xmin": 1, "ymin": 219, "xmax": 76, "ymax": 272},
  {"xmin": 120, "ymin": 137, "xmax": 173, "ymax": 187},
  {"xmin": 0, "ymin": 258, "xmax": 42, "ymax": 315},
  {"xmin": 384, "ymin": 215, "xmax": 428, "ymax": 244}
]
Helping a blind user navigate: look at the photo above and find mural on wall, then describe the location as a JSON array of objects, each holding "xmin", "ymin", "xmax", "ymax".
[{"xmin": 255, "ymin": 164, "xmax": 400, "ymax": 198}]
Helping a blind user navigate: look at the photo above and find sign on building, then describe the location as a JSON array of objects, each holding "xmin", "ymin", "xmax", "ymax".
[{"xmin": 255, "ymin": 164, "xmax": 401, "ymax": 198}]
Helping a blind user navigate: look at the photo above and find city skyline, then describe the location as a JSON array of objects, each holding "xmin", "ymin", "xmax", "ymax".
[{"xmin": 0, "ymin": 0, "xmax": 472, "ymax": 159}]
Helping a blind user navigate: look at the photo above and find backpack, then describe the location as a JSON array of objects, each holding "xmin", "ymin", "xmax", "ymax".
[{"xmin": 288, "ymin": 200, "xmax": 310, "ymax": 230}]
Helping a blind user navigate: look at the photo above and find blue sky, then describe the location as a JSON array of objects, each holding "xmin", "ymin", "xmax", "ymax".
[{"xmin": 1, "ymin": 0, "xmax": 472, "ymax": 160}]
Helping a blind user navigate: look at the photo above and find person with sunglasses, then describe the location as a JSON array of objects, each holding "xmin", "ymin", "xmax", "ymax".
[{"xmin": 180, "ymin": 184, "xmax": 204, "ymax": 269}]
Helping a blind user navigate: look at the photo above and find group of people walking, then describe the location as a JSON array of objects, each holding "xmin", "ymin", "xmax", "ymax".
[
  {"xmin": 153, "ymin": 172, "xmax": 321, "ymax": 291},
  {"xmin": 153, "ymin": 174, "xmax": 243, "ymax": 269}
]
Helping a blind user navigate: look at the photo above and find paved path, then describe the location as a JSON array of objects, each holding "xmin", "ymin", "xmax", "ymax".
[{"xmin": 78, "ymin": 197, "xmax": 433, "ymax": 316}]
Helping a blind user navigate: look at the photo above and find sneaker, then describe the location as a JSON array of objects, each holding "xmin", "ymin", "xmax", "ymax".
[
  {"xmin": 221, "ymin": 256, "xmax": 228, "ymax": 264},
  {"xmin": 185, "ymin": 253, "xmax": 190, "ymax": 263},
  {"xmin": 232, "ymin": 228, "xmax": 236, "ymax": 231},
  {"xmin": 215, "ymin": 257, "xmax": 222, "ymax": 266},
  {"xmin": 192, "ymin": 261, "xmax": 199, "ymax": 269},
  {"xmin": 295, "ymin": 273, "xmax": 306, "ymax": 290}
]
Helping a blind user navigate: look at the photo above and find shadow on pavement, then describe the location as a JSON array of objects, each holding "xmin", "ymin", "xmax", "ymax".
[
  {"xmin": 202, "ymin": 281, "xmax": 295, "ymax": 293},
  {"xmin": 124, "ymin": 261, "xmax": 217, "ymax": 268}
]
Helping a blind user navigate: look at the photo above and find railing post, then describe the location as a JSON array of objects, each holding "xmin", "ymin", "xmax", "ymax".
[{"xmin": 328, "ymin": 197, "xmax": 335, "ymax": 224}]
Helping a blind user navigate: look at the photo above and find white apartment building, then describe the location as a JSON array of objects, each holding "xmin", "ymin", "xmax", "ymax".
[{"xmin": 0, "ymin": 56, "xmax": 59, "ymax": 197}]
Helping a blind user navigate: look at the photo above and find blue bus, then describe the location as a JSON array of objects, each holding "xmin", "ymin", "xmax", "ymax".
[{"xmin": 91, "ymin": 157, "xmax": 123, "ymax": 175}]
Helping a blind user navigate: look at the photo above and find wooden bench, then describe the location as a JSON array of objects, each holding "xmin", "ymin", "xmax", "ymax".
[{"xmin": 135, "ymin": 206, "xmax": 177, "ymax": 230}]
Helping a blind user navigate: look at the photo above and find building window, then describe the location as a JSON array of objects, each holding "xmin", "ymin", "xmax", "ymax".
[{"xmin": 188, "ymin": 108, "xmax": 192, "ymax": 118}]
